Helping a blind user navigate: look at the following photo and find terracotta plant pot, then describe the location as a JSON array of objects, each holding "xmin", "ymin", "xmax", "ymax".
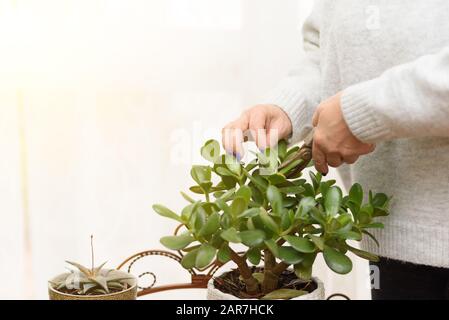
[
  {"xmin": 207, "ymin": 270, "xmax": 325, "ymax": 300},
  {"xmin": 48, "ymin": 273, "xmax": 138, "ymax": 300}
]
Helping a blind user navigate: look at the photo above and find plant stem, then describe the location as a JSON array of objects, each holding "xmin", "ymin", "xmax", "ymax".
[
  {"xmin": 90, "ymin": 235, "xmax": 94, "ymax": 273},
  {"xmin": 229, "ymin": 249, "xmax": 260, "ymax": 295},
  {"xmin": 273, "ymin": 262, "xmax": 290, "ymax": 276},
  {"xmin": 262, "ymin": 250, "xmax": 279, "ymax": 294}
]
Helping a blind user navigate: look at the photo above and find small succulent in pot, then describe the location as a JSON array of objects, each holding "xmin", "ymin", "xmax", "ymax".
[
  {"xmin": 154, "ymin": 139, "xmax": 391, "ymax": 300},
  {"xmin": 48, "ymin": 237, "xmax": 137, "ymax": 300}
]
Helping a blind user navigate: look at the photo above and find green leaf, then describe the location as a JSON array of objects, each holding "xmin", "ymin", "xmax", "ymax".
[
  {"xmin": 247, "ymin": 248, "xmax": 261, "ymax": 265},
  {"xmin": 238, "ymin": 208, "xmax": 260, "ymax": 219},
  {"xmin": 160, "ymin": 234, "xmax": 195, "ymax": 250},
  {"xmin": 195, "ymin": 244, "xmax": 216, "ymax": 268},
  {"xmin": 239, "ymin": 230, "xmax": 266, "ymax": 247},
  {"xmin": 324, "ymin": 187, "xmax": 342, "ymax": 217},
  {"xmin": 349, "ymin": 183, "xmax": 363, "ymax": 208},
  {"xmin": 264, "ymin": 239, "xmax": 280, "ymax": 257},
  {"xmin": 362, "ymin": 230, "xmax": 380, "ymax": 247},
  {"xmin": 231, "ymin": 197, "xmax": 247, "ymax": 217},
  {"xmin": 295, "ymin": 197, "xmax": 316, "ymax": 218},
  {"xmin": 215, "ymin": 166, "xmax": 235, "ymax": 177},
  {"xmin": 279, "ymin": 159, "xmax": 303, "ymax": 176},
  {"xmin": 153, "ymin": 204, "xmax": 183, "ymax": 223},
  {"xmin": 225, "ymin": 154, "xmax": 242, "ymax": 176},
  {"xmin": 278, "ymin": 185, "xmax": 305, "ymax": 195},
  {"xmin": 278, "ymin": 246, "xmax": 304, "ymax": 264},
  {"xmin": 294, "ymin": 253, "xmax": 317, "ymax": 280},
  {"xmin": 259, "ymin": 208, "xmax": 280, "ymax": 234},
  {"xmin": 283, "ymin": 236, "xmax": 316, "ymax": 253},
  {"xmin": 294, "ymin": 263, "xmax": 312, "ymax": 281},
  {"xmin": 346, "ymin": 245, "xmax": 380, "ymax": 262},
  {"xmin": 217, "ymin": 244, "xmax": 231, "ymax": 263},
  {"xmin": 267, "ymin": 185, "xmax": 283, "ymax": 214},
  {"xmin": 364, "ymin": 222, "xmax": 384, "ymax": 229},
  {"xmin": 323, "ymin": 246, "xmax": 353, "ymax": 274},
  {"xmin": 277, "ymin": 140, "xmax": 288, "ymax": 160},
  {"xmin": 201, "ymin": 140, "xmax": 221, "ymax": 163},
  {"xmin": 181, "ymin": 249, "xmax": 198, "ymax": 269},
  {"xmin": 180, "ymin": 191, "xmax": 195, "ymax": 204},
  {"xmin": 220, "ymin": 227, "xmax": 241, "ymax": 243},
  {"xmin": 235, "ymin": 186, "xmax": 252, "ymax": 203},
  {"xmin": 189, "ymin": 186, "xmax": 205, "ymax": 194},
  {"xmin": 266, "ymin": 173, "xmax": 287, "ymax": 185},
  {"xmin": 198, "ymin": 213, "xmax": 220, "ymax": 237},
  {"xmin": 308, "ymin": 235, "xmax": 325, "ymax": 251},
  {"xmin": 261, "ymin": 289, "xmax": 308, "ymax": 300},
  {"xmin": 191, "ymin": 165, "xmax": 211, "ymax": 185}
]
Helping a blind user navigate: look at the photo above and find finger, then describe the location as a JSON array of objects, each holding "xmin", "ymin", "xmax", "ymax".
[
  {"xmin": 312, "ymin": 105, "xmax": 322, "ymax": 127},
  {"xmin": 326, "ymin": 153, "xmax": 343, "ymax": 168},
  {"xmin": 356, "ymin": 143, "xmax": 376, "ymax": 155},
  {"xmin": 312, "ymin": 141, "xmax": 328, "ymax": 175},
  {"xmin": 222, "ymin": 115, "xmax": 249, "ymax": 156},
  {"xmin": 248, "ymin": 111, "xmax": 268, "ymax": 151},
  {"xmin": 343, "ymin": 155, "xmax": 359, "ymax": 164}
]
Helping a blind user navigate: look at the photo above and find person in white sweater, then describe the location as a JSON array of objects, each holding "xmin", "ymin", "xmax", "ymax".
[{"xmin": 222, "ymin": 1, "xmax": 449, "ymax": 299}]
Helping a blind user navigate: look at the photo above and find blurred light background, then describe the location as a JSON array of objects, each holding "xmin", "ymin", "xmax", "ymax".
[{"xmin": 0, "ymin": 0, "xmax": 371, "ymax": 299}]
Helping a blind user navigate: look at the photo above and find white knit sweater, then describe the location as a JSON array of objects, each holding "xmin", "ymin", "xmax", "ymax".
[{"xmin": 264, "ymin": 0, "xmax": 449, "ymax": 268}]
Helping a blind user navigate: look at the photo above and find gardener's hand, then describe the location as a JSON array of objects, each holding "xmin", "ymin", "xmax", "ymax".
[
  {"xmin": 222, "ymin": 104, "xmax": 292, "ymax": 158},
  {"xmin": 312, "ymin": 92, "xmax": 376, "ymax": 175}
]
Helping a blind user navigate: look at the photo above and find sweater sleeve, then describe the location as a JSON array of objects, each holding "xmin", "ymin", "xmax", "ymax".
[
  {"xmin": 341, "ymin": 46, "xmax": 449, "ymax": 143},
  {"xmin": 262, "ymin": 1, "xmax": 322, "ymax": 144}
]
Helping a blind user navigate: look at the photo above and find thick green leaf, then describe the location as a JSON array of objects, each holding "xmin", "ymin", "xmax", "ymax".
[
  {"xmin": 283, "ymin": 236, "xmax": 316, "ymax": 253},
  {"xmin": 201, "ymin": 140, "xmax": 221, "ymax": 163},
  {"xmin": 217, "ymin": 244, "xmax": 231, "ymax": 263},
  {"xmin": 225, "ymin": 154, "xmax": 242, "ymax": 176},
  {"xmin": 235, "ymin": 186, "xmax": 252, "ymax": 203},
  {"xmin": 238, "ymin": 208, "xmax": 260, "ymax": 219},
  {"xmin": 181, "ymin": 249, "xmax": 198, "ymax": 269},
  {"xmin": 277, "ymin": 140, "xmax": 288, "ymax": 160},
  {"xmin": 323, "ymin": 246, "xmax": 353, "ymax": 274},
  {"xmin": 266, "ymin": 173, "xmax": 287, "ymax": 185},
  {"xmin": 220, "ymin": 228, "xmax": 241, "ymax": 243},
  {"xmin": 324, "ymin": 187, "xmax": 342, "ymax": 217},
  {"xmin": 264, "ymin": 239, "xmax": 280, "ymax": 257},
  {"xmin": 261, "ymin": 289, "xmax": 308, "ymax": 300},
  {"xmin": 215, "ymin": 166, "xmax": 235, "ymax": 177},
  {"xmin": 349, "ymin": 183, "xmax": 363, "ymax": 208},
  {"xmin": 278, "ymin": 246, "xmax": 304, "ymax": 264},
  {"xmin": 153, "ymin": 204, "xmax": 183, "ymax": 223},
  {"xmin": 160, "ymin": 234, "xmax": 195, "ymax": 250},
  {"xmin": 308, "ymin": 235, "xmax": 325, "ymax": 251},
  {"xmin": 259, "ymin": 208, "xmax": 280, "ymax": 234},
  {"xmin": 198, "ymin": 213, "xmax": 220, "ymax": 237},
  {"xmin": 278, "ymin": 185, "xmax": 305, "ymax": 195},
  {"xmin": 190, "ymin": 165, "xmax": 211, "ymax": 185},
  {"xmin": 239, "ymin": 230, "xmax": 266, "ymax": 247},
  {"xmin": 346, "ymin": 245, "xmax": 379, "ymax": 262},
  {"xmin": 247, "ymin": 248, "xmax": 261, "ymax": 265},
  {"xmin": 295, "ymin": 197, "xmax": 316, "ymax": 218},
  {"xmin": 195, "ymin": 244, "xmax": 216, "ymax": 268},
  {"xmin": 231, "ymin": 197, "xmax": 247, "ymax": 217},
  {"xmin": 180, "ymin": 191, "xmax": 195, "ymax": 204},
  {"xmin": 267, "ymin": 185, "xmax": 283, "ymax": 214}
]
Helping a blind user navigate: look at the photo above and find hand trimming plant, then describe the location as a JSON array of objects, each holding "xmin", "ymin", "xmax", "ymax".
[{"xmin": 153, "ymin": 140, "xmax": 390, "ymax": 299}]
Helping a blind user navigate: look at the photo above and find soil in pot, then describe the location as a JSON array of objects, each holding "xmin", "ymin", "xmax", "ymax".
[{"xmin": 213, "ymin": 267, "xmax": 317, "ymax": 299}]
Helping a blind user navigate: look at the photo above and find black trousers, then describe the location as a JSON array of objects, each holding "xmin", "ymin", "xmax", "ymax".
[{"xmin": 370, "ymin": 257, "xmax": 449, "ymax": 300}]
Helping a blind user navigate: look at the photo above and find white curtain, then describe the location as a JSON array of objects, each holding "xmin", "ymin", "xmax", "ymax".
[{"xmin": 0, "ymin": 0, "xmax": 370, "ymax": 299}]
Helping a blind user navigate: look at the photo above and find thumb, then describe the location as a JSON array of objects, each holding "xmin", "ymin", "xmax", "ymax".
[{"xmin": 312, "ymin": 105, "xmax": 322, "ymax": 127}]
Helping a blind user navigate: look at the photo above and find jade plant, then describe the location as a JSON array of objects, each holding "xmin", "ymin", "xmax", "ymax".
[{"xmin": 153, "ymin": 140, "xmax": 390, "ymax": 299}]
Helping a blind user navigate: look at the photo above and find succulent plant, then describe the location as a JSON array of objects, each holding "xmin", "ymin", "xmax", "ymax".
[
  {"xmin": 49, "ymin": 236, "xmax": 134, "ymax": 296},
  {"xmin": 50, "ymin": 261, "xmax": 135, "ymax": 296},
  {"xmin": 154, "ymin": 139, "xmax": 391, "ymax": 299}
]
